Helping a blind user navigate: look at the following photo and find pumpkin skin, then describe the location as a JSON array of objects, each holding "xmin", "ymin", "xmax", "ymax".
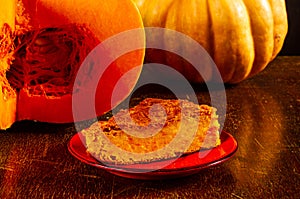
[
  {"xmin": 133, "ymin": 0, "xmax": 288, "ymax": 83},
  {"xmin": 0, "ymin": 0, "xmax": 145, "ymax": 129}
]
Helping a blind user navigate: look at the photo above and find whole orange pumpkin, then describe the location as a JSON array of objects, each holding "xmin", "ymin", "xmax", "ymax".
[
  {"xmin": 0, "ymin": 0, "xmax": 145, "ymax": 129},
  {"xmin": 133, "ymin": 0, "xmax": 288, "ymax": 83}
]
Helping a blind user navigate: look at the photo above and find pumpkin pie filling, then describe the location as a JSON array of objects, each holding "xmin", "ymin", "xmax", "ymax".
[{"xmin": 82, "ymin": 98, "xmax": 221, "ymax": 164}]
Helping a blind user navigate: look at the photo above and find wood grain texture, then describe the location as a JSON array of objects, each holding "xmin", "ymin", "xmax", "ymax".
[{"xmin": 0, "ymin": 56, "xmax": 299, "ymax": 198}]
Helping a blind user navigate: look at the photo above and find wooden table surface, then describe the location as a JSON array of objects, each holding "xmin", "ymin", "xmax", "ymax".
[{"xmin": 0, "ymin": 56, "xmax": 299, "ymax": 198}]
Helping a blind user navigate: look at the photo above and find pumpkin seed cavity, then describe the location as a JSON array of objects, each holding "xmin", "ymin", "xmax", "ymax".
[
  {"xmin": 1, "ymin": 1, "xmax": 99, "ymax": 98},
  {"xmin": 6, "ymin": 24, "xmax": 98, "ymax": 97}
]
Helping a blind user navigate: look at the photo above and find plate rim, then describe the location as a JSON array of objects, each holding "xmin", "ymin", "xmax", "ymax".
[{"xmin": 68, "ymin": 131, "xmax": 238, "ymax": 174}]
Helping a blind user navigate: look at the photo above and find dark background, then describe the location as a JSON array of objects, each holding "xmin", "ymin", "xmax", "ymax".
[{"xmin": 280, "ymin": 0, "xmax": 300, "ymax": 55}]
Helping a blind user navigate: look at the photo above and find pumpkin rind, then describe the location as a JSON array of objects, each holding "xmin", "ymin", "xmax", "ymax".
[
  {"xmin": 268, "ymin": 0, "xmax": 288, "ymax": 60},
  {"xmin": 0, "ymin": 0, "xmax": 145, "ymax": 129},
  {"xmin": 133, "ymin": 0, "xmax": 288, "ymax": 83},
  {"xmin": 0, "ymin": 0, "xmax": 17, "ymax": 129},
  {"xmin": 242, "ymin": 0, "xmax": 274, "ymax": 78}
]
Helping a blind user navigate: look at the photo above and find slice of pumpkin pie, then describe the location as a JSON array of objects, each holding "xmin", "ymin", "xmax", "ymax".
[{"xmin": 82, "ymin": 98, "xmax": 221, "ymax": 165}]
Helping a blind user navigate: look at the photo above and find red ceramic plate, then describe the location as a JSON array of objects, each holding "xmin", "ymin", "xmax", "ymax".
[{"xmin": 68, "ymin": 131, "xmax": 238, "ymax": 180}]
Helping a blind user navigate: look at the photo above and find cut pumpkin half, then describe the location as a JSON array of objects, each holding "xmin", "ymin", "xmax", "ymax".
[{"xmin": 0, "ymin": 0, "xmax": 145, "ymax": 129}]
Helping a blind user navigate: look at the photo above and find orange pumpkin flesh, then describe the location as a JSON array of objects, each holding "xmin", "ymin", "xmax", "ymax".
[
  {"xmin": 0, "ymin": 0, "xmax": 145, "ymax": 129},
  {"xmin": 133, "ymin": 0, "xmax": 288, "ymax": 83}
]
